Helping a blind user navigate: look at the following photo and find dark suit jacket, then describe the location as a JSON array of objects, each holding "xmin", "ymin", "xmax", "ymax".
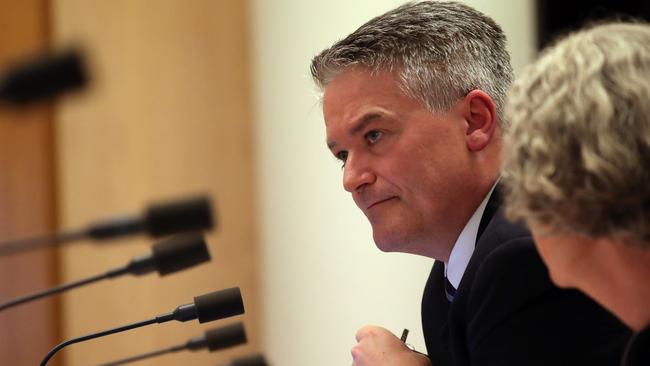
[{"xmin": 421, "ymin": 189, "xmax": 631, "ymax": 366}]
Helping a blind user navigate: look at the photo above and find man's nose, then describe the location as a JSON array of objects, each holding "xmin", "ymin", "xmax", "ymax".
[{"xmin": 342, "ymin": 155, "xmax": 376, "ymax": 193}]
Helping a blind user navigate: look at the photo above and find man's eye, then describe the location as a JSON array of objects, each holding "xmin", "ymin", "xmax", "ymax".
[
  {"xmin": 365, "ymin": 130, "xmax": 383, "ymax": 144},
  {"xmin": 336, "ymin": 151, "xmax": 348, "ymax": 167}
]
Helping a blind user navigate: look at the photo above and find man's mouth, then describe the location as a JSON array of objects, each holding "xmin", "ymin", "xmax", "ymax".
[{"xmin": 366, "ymin": 197, "xmax": 396, "ymax": 210}]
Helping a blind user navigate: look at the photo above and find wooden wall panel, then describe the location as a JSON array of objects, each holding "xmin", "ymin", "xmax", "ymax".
[
  {"xmin": 0, "ymin": 0, "xmax": 59, "ymax": 365},
  {"xmin": 52, "ymin": 1, "xmax": 257, "ymax": 365}
]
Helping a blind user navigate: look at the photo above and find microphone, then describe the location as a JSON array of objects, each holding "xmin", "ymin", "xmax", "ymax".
[
  {"xmin": 40, "ymin": 287, "xmax": 245, "ymax": 366},
  {"xmin": 98, "ymin": 322, "xmax": 247, "ymax": 366},
  {"xmin": 0, "ymin": 232, "xmax": 210, "ymax": 312},
  {"xmin": 0, "ymin": 49, "xmax": 87, "ymax": 105},
  {"xmin": 0, "ymin": 195, "xmax": 214, "ymax": 256},
  {"xmin": 219, "ymin": 354, "xmax": 270, "ymax": 366}
]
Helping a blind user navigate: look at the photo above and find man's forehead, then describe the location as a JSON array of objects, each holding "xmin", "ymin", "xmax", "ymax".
[
  {"xmin": 323, "ymin": 74, "xmax": 398, "ymax": 119},
  {"xmin": 323, "ymin": 67, "xmax": 401, "ymax": 99}
]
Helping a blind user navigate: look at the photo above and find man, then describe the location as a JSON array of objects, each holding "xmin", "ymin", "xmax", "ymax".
[
  {"xmin": 502, "ymin": 22, "xmax": 650, "ymax": 366},
  {"xmin": 310, "ymin": 2, "xmax": 629, "ymax": 366}
]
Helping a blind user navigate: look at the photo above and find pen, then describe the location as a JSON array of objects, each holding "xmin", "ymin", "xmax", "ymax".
[{"xmin": 400, "ymin": 328, "xmax": 409, "ymax": 343}]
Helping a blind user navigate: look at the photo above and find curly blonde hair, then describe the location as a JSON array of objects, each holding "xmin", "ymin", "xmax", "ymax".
[{"xmin": 503, "ymin": 22, "xmax": 650, "ymax": 247}]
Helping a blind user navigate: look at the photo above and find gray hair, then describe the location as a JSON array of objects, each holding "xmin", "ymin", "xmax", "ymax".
[
  {"xmin": 310, "ymin": 1, "xmax": 513, "ymax": 126},
  {"xmin": 503, "ymin": 22, "xmax": 650, "ymax": 248}
]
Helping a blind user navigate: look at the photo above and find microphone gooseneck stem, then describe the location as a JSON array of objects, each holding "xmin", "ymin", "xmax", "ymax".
[
  {"xmin": 0, "ymin": 266, "xmax": 129, "ymax": 312},
  {"xmin": 40, "ymin": 316, "xmax": 164, "ymax": 366},
  {"xmin": 97, "ymin": 344, "xmax": 186, "ymax": 366},
  {"xmin": 0, "ymin": 273, "xmax": 108, "ymax": 312},
  {"xmin": 0, "ymin": 229, "xmax": 85, "ymax": 256}
]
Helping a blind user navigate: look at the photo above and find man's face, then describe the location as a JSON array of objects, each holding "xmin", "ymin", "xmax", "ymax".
[{"xmin": 323, "ymin": 68, "xmax": 479, "ymax": 258}]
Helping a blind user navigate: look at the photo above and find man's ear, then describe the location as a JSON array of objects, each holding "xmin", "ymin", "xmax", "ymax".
[{"xmin": 464, "ymin": 89, "xmax": 498, "ymax": 152}]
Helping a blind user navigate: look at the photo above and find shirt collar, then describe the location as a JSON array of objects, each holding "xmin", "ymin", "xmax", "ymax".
[{"xmin": 444, "ymin": 183, "xmax": 497, "ymax": 289}]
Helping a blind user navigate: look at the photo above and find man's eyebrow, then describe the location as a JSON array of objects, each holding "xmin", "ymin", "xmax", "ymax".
[{"xmin": 327, "ymin": 113, "xmax": 382, "ymax": 150}]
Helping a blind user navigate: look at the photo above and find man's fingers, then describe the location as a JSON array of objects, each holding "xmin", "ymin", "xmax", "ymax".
[{"xmin": 355, "ymin": 325, "xmax": 381, "ymax": 342}]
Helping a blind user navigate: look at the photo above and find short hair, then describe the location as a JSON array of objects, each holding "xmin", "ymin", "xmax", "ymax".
[
  {"xmin": 503, "ymin": 22, "xmax": 650, "ymax": 248},
  {"xmin": 310, "ymin": 1, "xmax": 513, "ymax": 126}
]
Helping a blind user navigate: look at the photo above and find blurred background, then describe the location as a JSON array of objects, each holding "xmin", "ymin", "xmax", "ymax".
[{"xmin": 0, "ymin": 0, "xmax": 537, "ymax": 365}]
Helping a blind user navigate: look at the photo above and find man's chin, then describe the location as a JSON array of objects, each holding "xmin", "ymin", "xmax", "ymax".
[{"xmin": 372, "ymin": 231, "xmax": 402, "ymax": 253}]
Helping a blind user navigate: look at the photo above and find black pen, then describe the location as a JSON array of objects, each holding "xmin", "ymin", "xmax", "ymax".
[{"xmin": 400, "ymin": 328, "xmax": 410, "ymax": 343}]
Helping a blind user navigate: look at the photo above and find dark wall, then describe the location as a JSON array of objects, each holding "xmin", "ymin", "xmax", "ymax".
[{"xmin": 537, "ymin": 0, "xmax": 650, "ymax": 49}]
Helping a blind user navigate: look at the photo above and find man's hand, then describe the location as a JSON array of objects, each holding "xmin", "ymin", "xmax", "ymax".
[{"xmin": 351, "ymin": 325, "xmax": 432, "ymax": 366}]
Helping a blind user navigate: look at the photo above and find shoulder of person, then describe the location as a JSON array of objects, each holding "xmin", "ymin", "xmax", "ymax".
[
  {"xmin": 452, "ymin": 210, "xmax": 551, "ymax": 335},
  {"xmin": 470, "ymin": 236, "xmax": 550, "ymax": 307},
  {"xmin": 456, "ymin": 235, "xmax": 629, "ymax": 365},
  {"xmin": 461, "ymin": 234, "xmax": 630, "ymax": 363},
  {"xmin": 460, "ymin": 208, "xmax": 540, "ymax": 299}
]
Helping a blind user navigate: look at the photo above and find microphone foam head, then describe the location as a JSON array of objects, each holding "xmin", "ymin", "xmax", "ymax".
[
  {"xmin": 195, "ymin": 287, "xmax": 245, "ymax": 323},
  {"xmin": 152, "ymin": 232, "xmax": 211, "ymax": 276},
  {"xmin": 0, "ymin": 49, "xmax": 87, "ymax": 104},
  {"xmin": 205, "ymin": 322, "xmax": 247, "ymax": 351},
  {"xmin": 144, "ymin": 196, "xmax": 214, "ymax": 237},
  {"xmin": 232, "ymin": 354, "xmax": 269, "ymax": 366}
]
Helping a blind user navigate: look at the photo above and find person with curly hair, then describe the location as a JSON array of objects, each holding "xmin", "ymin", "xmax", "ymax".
[{"xmin": 503, "ymin": 22, "xmax": 650, "ymax": 366}]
